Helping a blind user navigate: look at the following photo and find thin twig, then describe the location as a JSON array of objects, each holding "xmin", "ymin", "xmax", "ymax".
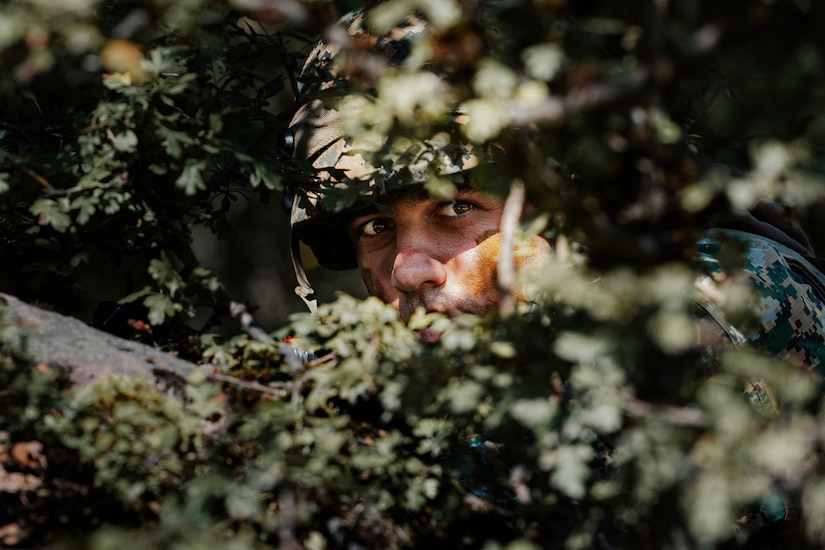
[
  {"xmin": 151, "ymin": 213, "xmax": 276, "ymax": 345},
  {"xmin": 509, "ymin": 24, "xmax": 722, "ymax": 128},
  {"xmin": 497, "ymin": 180, "xmax": 525, "ymax": 317},
  {"xmin": 45, "ymin": 180, "xmax": 119, "ymax": 198},
  {"xmin": 21, "ymin": 167, "xmax": 54, "ymax": 193},
  {"xmin": 279, "ymin": 489, "xmax": 299, "ymax": 550},
  {"xmin": 625, "ymin": 397, "xmax": 707, "ymax": 428},
  {"xmin": 212, "ymin": 286, "xmax": 275, "ymax": 344},
  {"xmin": 205, "ymin": 370, "xmax": 291, "ymax": 399},
  {"xmin": 146, "ymin": 361, "xmax": 291, "ymax": 399}
]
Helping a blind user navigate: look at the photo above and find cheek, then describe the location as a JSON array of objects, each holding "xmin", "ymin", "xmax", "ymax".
[
  {"xmin": 355, "ymin": 239, "xmax": 380, "ymax": 287},
  {"xmin": 461, "ymin": 232, "xmax": 502, "ymax": 297},
  {"xmin": 360, "ymin": 267, "xmax": 379, "ymax": 296},
  {"xmin": 360, "ymin": 265, "xmax": 392, "ymax": 298},
  {"xmin": 460, "ymin": 233, "xmax": 550, "ymax": 301},
  {"xmin": 358, "ymin": 251, "xmax": 396, "ymax": 300},
  {"xmin": 515, "ymin": 235, "xmax": 551, "ymax": 269}
]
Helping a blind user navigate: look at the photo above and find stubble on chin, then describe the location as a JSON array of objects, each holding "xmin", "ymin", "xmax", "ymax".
[
  {"xmin": 361, "ymin": 267, "xmax": 483, "ymax": 322},
  {"xmin": 358, "ymin": 260, "xmax": 499, "ymax": 323},
  {"xmin": 400, "ymin": 290, "xmax": 495, "ymax": 323},
  {"xmin": 398, "ymin": 300, "xmax": 425, "ymax": 324}
]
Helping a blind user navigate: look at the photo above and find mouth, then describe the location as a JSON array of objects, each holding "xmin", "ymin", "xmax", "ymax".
[{"xmin": 418, "ymin": 327, "xmax": 442, "ymax": 344}]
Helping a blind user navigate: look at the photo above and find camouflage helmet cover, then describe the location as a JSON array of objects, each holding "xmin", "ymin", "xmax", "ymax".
[{"xmin": 288, "ymin": 8, "xmax": 475, "ymax": 271}]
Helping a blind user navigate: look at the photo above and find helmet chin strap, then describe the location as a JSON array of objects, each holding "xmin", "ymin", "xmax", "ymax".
[{"xmin": 290, "ymin": 229, "xmax": 318, "ymax": 314}]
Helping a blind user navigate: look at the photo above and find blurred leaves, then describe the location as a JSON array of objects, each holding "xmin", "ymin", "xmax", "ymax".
[{"xmin": 3, "ymin": 0, "xmax": 825, "ymax": 549}]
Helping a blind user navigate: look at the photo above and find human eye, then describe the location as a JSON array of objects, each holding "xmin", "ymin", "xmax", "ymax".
[
  {"xmin": 438, "ymin": 200, "xmax": 475, "ymax": 217},
  {"xmin": 359, "ymin": 217, "xmax": 394, "ymax": 237}
]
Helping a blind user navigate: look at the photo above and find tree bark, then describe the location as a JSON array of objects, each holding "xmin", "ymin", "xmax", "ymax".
[{"xmin": 0, "ymin": 292, "xmax": 196, "ymax": 388}]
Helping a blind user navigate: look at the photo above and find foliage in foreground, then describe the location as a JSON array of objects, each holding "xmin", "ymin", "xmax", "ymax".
[
  {"xmin": 4, "ymin": 285, "xmax": 825, "ymax": 549},
  {"xmin": 4, "ymin": 0, "xmax": 825, "ymax": 548}
]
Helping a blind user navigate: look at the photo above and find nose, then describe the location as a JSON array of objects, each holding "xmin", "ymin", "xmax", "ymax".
[{"xmin": 391, "ymin": 245, "xmax": 447, "ymax": 293}]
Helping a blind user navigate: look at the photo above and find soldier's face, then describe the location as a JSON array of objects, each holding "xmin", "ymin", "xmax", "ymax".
[{"xmin": 347, "ymin": 187, "xmax": 549, "ymax": 323}]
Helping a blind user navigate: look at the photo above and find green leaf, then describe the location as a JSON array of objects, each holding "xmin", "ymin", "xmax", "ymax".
[
  {"xmin": 118, "ymin": 287, "xmax": 153, "ymax": 304},
  {"xmin": 444, "ymin": 380, "xmax": 484, "ymax": 414},
  {"xmin": 225, "ymin": 486, "xmax": 261, "ymax": 520},
  {"xmin": 246, "ymin": 160, "xmax": 281, "ymax": 189},
  {"xmin": 143, "ymin": 293, "xmax": 180, "ymax": 325},
  {"xmin": 71, "ymin": 195, "xmax": 97, "ymax": 225},
  {"xmin": 553, "ymin": 332, "xmax": 612, "ymax": 364},
  {"xmin": 473, "ymin": 59, "xmax": 518, "ymax": 100},
  {"xmin": 175, "ymin": 159, "xmax": 207, "ymax": 195},
  {"xmin": 209, "ymin": 113, "xmax": 223, "ymax": 133},
  {"xmin": 510, "ymin": 398, "xmax": 557, "ymax": 428},
  {"xmin": 549, "ymin": 444, "xmax": 593, "ymax": 499},
  {"xmin": 460, "ymin": 98, "xmax": 510, "ymax": 142},
  {"xmin": 148, "ymin": 254, "xmax": 184, "ymax": 296},
  {"xmin": 111, "ymin": 129, "xmax": 138, "ymax": 152},
  {"xmin": 30, "ymin": 198, "xmax": 71, "ymax": 232},
  {"xmin": 521, "ymin": 44, "xmax": 565, "ymax": 81},
  {"xmin": 157, "ymin": 126, "xmax": 195, "ymax": 159}
]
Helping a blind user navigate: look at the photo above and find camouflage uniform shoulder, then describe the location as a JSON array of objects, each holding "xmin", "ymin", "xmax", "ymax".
[{"xmin": 695, "ymin": 227, "xmax": 825, "ymax": 373}]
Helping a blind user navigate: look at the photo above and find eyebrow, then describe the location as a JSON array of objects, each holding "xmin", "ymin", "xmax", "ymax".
[
  {"xmin": 394, "ymin": 183, "xmax": 479, "ymax": 205},
  {"xmin": 345, "ymin": 183, "xmax": 482, "ymax": 224}
]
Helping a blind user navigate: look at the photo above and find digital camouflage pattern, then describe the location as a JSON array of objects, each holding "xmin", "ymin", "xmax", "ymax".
[
  {"xmin": 287, "ymin": 8, "xmax": 473, "ymax": 273},
  {"xmin": 696, "ymin": 228, "xmax": 825, "ymax": 407},
  {"xmin": 285, "ymin": 8, "xmax": 435, "ymax": 306},
  {"xmin": 288, "ymin": 7, "xmax": 429, "ymax": 195},
  {"xmin": 459, "ymin": 226, "xmax": 825, "ymax": 523},
  {"xmin": 693, "ymin": 227, "xmax": 825, "ymax": 524},
  {"xmin": 283, "ymin": 6, "xmax": 825, "ymax": 531},
  {"xmin": 287, "ymin": 7, "xmax": 825, "ymax": 379},
  {"xmin": 288, "ymin": 7, "xmax": 432, "ymax": 212},
  {"xmin": 296, "ymin": 8, "xmax": 428, "ymax": 95}
]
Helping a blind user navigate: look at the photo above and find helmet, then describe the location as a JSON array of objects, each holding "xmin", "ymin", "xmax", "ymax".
[{"xmin": 284, "ymin": 7, "xmax": 475, "ymax": 309}]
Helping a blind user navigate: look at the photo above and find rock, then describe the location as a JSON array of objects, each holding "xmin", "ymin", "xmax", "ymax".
[{"xmin": 0, "ymin": 292, "xmax": 196, "ymax": 387}]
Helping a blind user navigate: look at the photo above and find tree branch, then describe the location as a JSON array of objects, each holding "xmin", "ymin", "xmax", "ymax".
[
  {"xmin": 508, "ymin": 24, "xmax": 722, "ymax": 128},
  {"xmin": 497, "ymin": 180, "xmax": 525, "ymax": 317},
  {"xmin": 625, "ymin": 396, "xmax": 707, "ymax": 428},
  {"xmin": 21, "ymin": 167, "xmax": 54, "ymax": 193}
]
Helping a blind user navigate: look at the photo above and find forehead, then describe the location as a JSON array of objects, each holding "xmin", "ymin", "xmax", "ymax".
[{"xmin": 379, "ymin": 185, "xmax": 497, "ymax": 211}]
